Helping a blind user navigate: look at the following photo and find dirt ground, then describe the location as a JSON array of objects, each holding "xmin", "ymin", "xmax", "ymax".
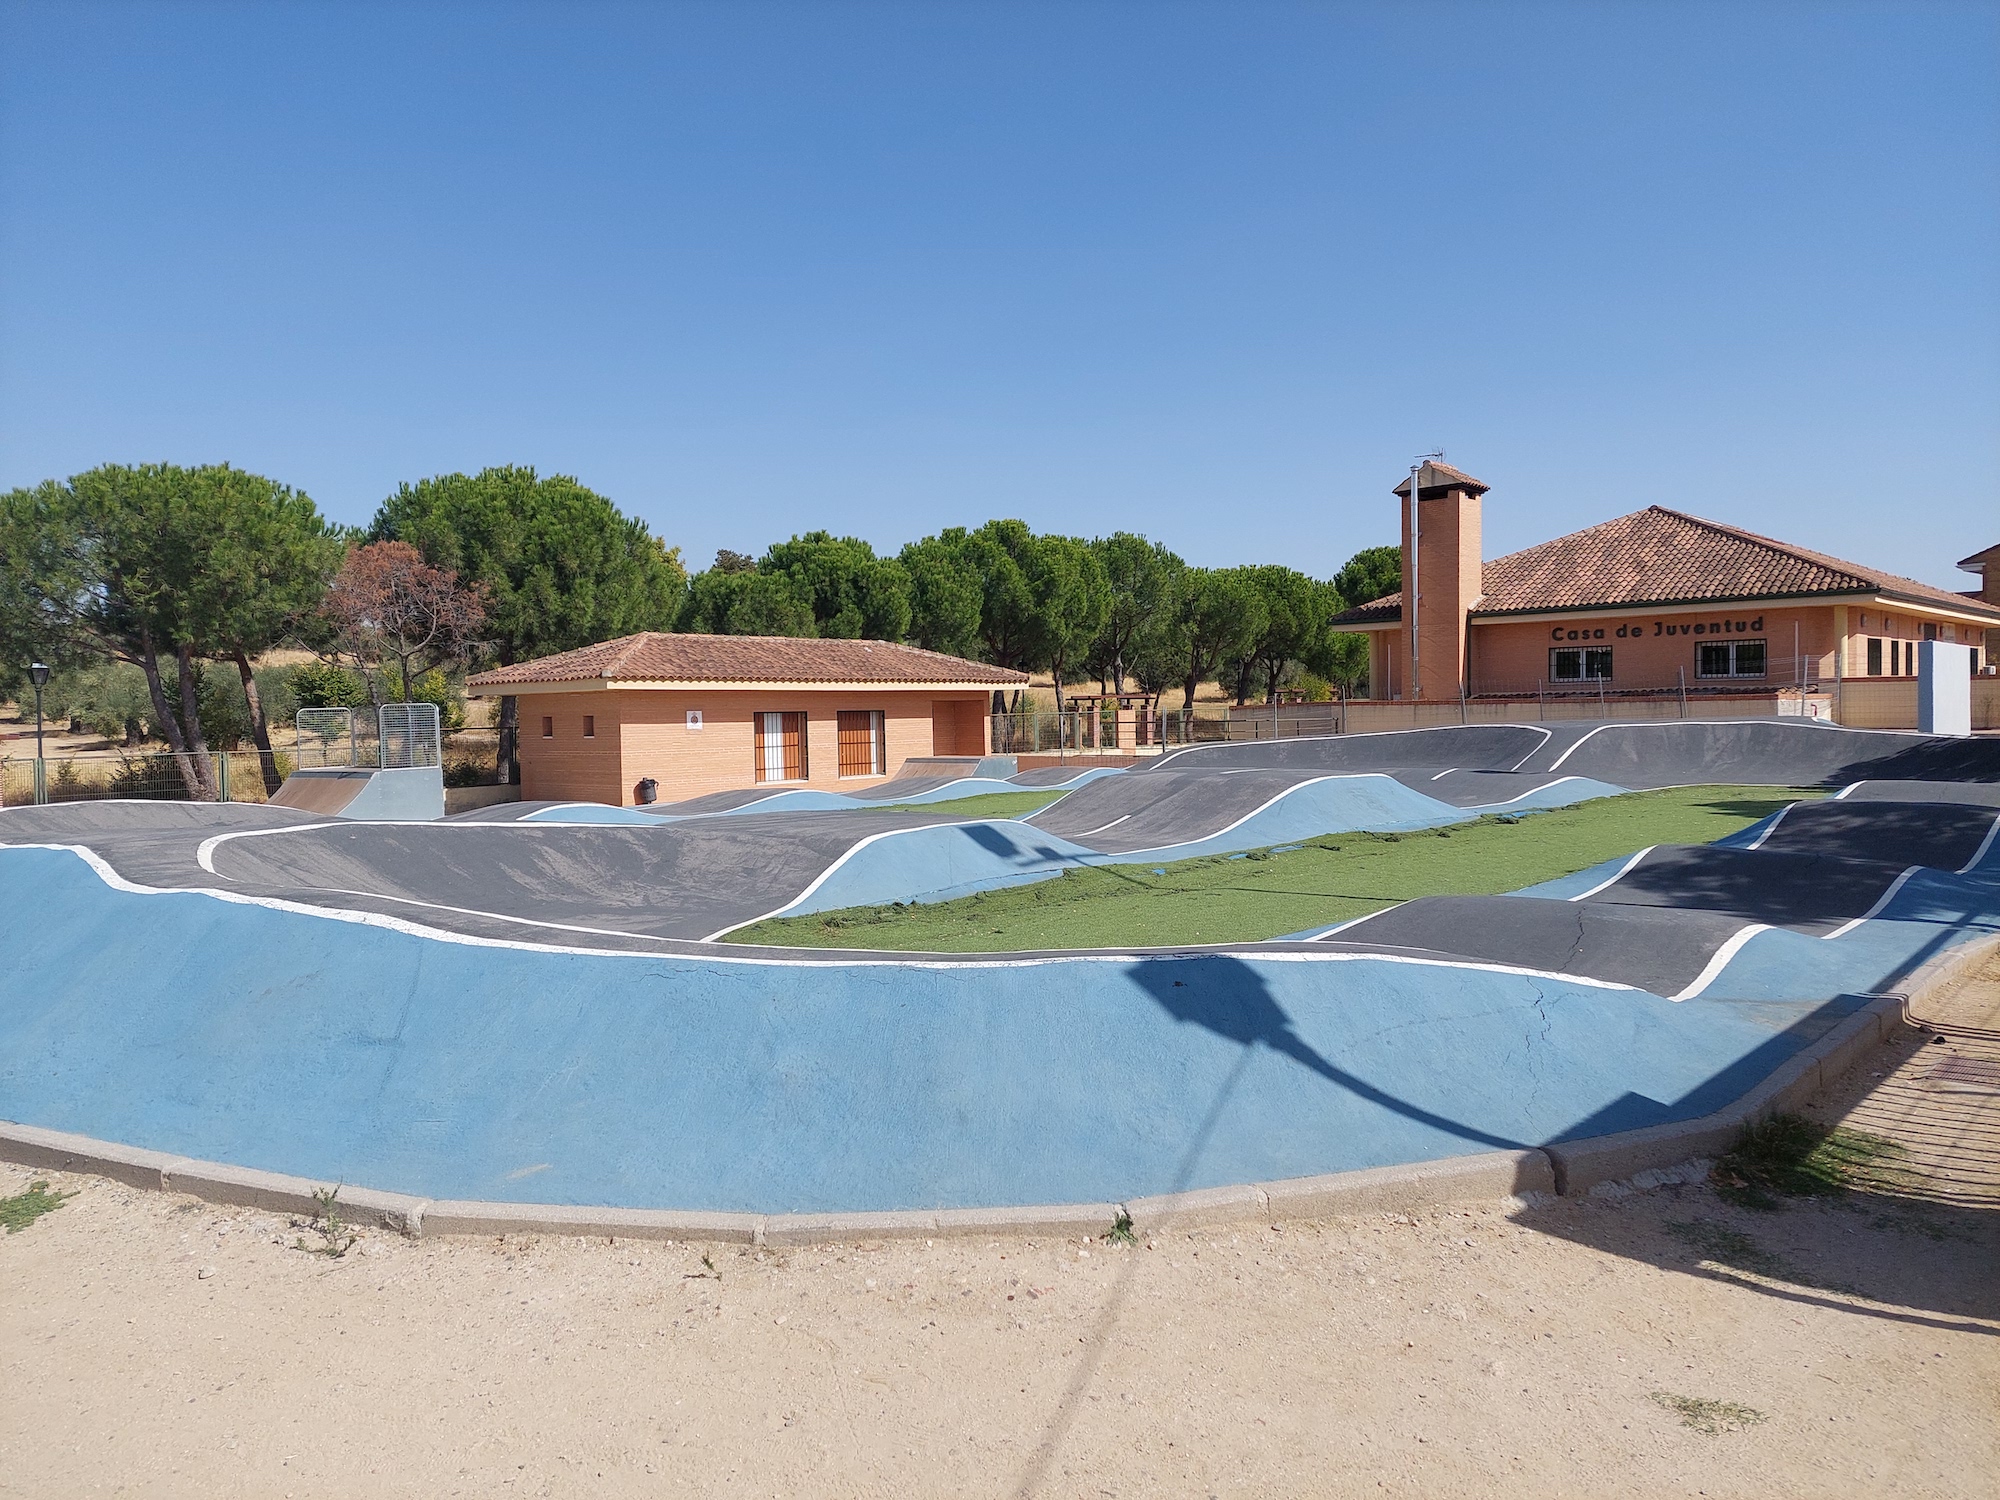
[{"xmin": 3, "ymin": 956, "xmax": 1996, "ymax": 1499}]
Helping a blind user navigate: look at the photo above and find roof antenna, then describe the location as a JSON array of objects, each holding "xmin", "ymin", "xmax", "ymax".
[{"xmin": 1408, "ymin": 450, "xmax": 1445, "ymax": 697}]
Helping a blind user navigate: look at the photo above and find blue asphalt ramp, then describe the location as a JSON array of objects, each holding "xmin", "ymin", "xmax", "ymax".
[{"xmin": 0, "ymin": 846, "xmax": 1890, "ymax": 1215}]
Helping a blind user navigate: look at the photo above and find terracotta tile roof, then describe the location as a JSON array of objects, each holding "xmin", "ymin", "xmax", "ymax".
[
  {"xmin": 1392, "ymin": 460, "xmax": 1489, "ymax": 498},
  {"xmin": 1331, "ymin": 506, "xmax": 2000, "ymax": 625},
  {"xmin": 467, "ymin": 633, "xmax": 1028, "ymax": 689}
]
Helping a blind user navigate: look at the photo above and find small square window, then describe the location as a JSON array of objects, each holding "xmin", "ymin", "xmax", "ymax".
[
  {"xmin": 583, "ymin": 715, "xmax": 595, "ymax": 739},
  {"xmin": 541, "ymin": 716, "xmax": 554, "ymax": 738},
  {"xmin": 1696, "ymin": 639, "xmax": 1767, "ymax": 679},
  {"xmin": 1549, "ymin": 647, "xmax": 1611, "ymax": 682}
]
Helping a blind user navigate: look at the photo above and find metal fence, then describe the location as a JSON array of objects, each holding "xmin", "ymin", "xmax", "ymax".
[
  {"xmin": 988, "ymin": 708, "xmax": 1217, "ymax": 755},
  {"xmin": 1225, "ymin": 676, "xmax": 2000, "ymax": 737},
  {"xmin": 0, "ymin": 711, "xmax": 498, "ymax": 809},
  {"xmin": 0, "ymin": 749, "xmax": 296, "ymax": 807}
]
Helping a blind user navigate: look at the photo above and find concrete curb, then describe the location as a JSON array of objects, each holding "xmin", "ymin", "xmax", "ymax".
[
  {"xmin": 5, "ymin": 935, "xmax": 1992, "ymax": 1243},
  {"xmin": 1545, "ymin": 932, "xmax": 1999, "ymax": 1195}
]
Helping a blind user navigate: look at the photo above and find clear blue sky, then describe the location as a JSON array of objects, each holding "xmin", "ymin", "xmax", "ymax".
[{"xmin": 2, "ymin": 1, "xmax": 1994, "ymax": 589}]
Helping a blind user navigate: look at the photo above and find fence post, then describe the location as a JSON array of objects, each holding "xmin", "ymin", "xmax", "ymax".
[
  {"xmin": 34, "ymin": 757, "xmax": 47, "ymax": 805},
  {"xmin": 217, "ymin": 751, "xmax": 230, "ymax": 803}
]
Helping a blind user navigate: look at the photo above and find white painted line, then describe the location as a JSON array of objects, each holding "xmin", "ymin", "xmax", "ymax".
[
  {"xmin": 197, "ymin": 822, "xmax": 341, "ymax": 875},
  {"xmin": 1957, "ymin": 813, "xmax": 2000, "ymax": 876},
  {"xmin": 1112, "ymin": 775, "xmax": 1412, "ymax": 858},
  {"xmin": 1467, "ymin": 775, "xmax": 1602, "ymax": 810},
  {"xmin": 0, "ymin": 841, "xmax": 1640, "ymax": 989},
  {"xmin": 1820, "ymin": 865, "xmax": 1922, "ymax": 941},
  {"xmin": 1065, "ymin": 814, "xmax": 1132, "ymax": 839},
  {"xmin": 521, "ymin": 801, "xmax": 664, "ymax": 822},
  {"xmin": 1540, "ymin": 717, "xmax": 1908, "ymax": 774},
  {"xmin": 1501, "ymin": 725, "xmax": 1558, "ymax": 771},
  {"xmin": 1309, "ymin": 905, "xmax": 1404, "ymax": 939},
  {"xmin": 1669, "ymin": 924, "xmax": 1772, "ymax": 1001},
  {"xmin": 697, "ymin": 819, "xmax": 1054, "ymax": 941},
  {"xmin": 1832, "ymin": 782, "xmax": 1864, "ymax": 801},
  {"xmin": 1742, "ymin": 802, "xmax": 1800, "ymax": 851},
  {"xmin": 1543, "ymin": 723, "xmax": 1620, "ymax": 771},
  {"xmin": 1150, "ymin": 720, "xmax": 1555, "ymax": 771},
  {"xmin": 1430, "ymin": 768, "xmax": 1456, "ymax": 781},
  {"xmin": 1566, "ymin": 847, "xmax": 1655, "ymax": 902}
]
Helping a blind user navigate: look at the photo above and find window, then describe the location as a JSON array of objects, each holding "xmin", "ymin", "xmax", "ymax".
[
  {"xmin": 753, "ymin": 711, "xmax": 807, "ymax": 782},
  {"xmin": 583, "ymin": 715, "xmax": 595, "ymax": 739},
  {"xmin": 1549, "ymin": 647, "xmax": 1612, "ymax": 682},
  {"xmin": 541, "ymin": 716, "xmax": 554, "ymax": 738},
  {"xmin": 1696, "ymin": 639, "xmax": 1767, "ymax": 679},
  {"xmin": 1924, "ymin": 622, "xmax": 1938, "ymax": 642},
  {"xmin": 1867, "ymin": 638, "xmax": 1882, "ymax": 676},
  {"xmin": 837, "ymin": 710, "xmax": 885, "ymax": 778}
]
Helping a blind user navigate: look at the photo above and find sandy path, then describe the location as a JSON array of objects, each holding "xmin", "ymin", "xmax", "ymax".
[{"xmin": 3, "ymin": 955, "xmax": 1996, "ymax": 1499}]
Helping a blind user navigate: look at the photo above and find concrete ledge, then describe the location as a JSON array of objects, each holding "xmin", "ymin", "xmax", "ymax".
[
  {"xmin": 762, "ymin": 1210, "xmax": 942, "ymax": 1247},
  {"xmin": 0, "ymin": 1121, "xmax": 182, "ymax": 1193},
  {"xmin": 1544, "ymin": 970, "xmax": 1959, "ymax": 1198},
  {"xmin": 1256, "ymin": 1149, "xmax": 1555, "ymax": 1219},
  {"xmin": 1808, "ymin": 1008, "xmax": 1894, "ymax": 1098},
  {"xmin": 928, "ymin": 1202, "xmax": 1123, "ymax": 1239},
  {"xmin": 444, "ymin": 784, "xmax": 521, "ymax": 815},
  {"xmin": 1124, "ymin": 1183, "xmax": 1269, "ymax": 1229},
  {"xmin": 1545, "ymin": 1117, "xmax": 1746, "ymax": 1197},
  {"xmin": 420, "ymin": 1201, "xmax": 763, "ymax": 1243},
  {"xmin": 163, "ymin": 1159, "xmax": 427, "ymax": 1234}
]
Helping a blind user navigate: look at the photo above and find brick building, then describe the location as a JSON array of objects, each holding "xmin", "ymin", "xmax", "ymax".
[
  {"xmin": 467, "ymin": 634, "xmax": 1026, "ymax": 806},
  {"xmin": 1332, "ymin": 462, "xmax": 2000, "ymax": 701}
]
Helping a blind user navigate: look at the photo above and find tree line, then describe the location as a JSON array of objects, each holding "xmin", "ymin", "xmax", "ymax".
[
  {"xmin": 682, "ymin": 522, "xmax": 1399, "ymax": 714},
  {"xmin": 1, "ymin": 462, "xmax": 1397, "ymax": 790}
]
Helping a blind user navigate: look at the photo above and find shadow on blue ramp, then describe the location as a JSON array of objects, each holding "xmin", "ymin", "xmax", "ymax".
[{"xmin": 0, "ymin": 847, "xmax": 1846, "ymax": 1215}]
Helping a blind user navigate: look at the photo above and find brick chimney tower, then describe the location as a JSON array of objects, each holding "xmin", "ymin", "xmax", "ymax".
[{"xmin": 1394, "ymin": 460, "xmax": 1489, "ymax": 700}]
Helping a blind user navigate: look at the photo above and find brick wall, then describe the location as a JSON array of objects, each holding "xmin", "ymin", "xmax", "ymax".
[
  {"xmin": 516, "ymin": 694, "xmax": 625, "ymax": 804},
  {"xmin": 511, "ymin": 688, "xmax": 994, "ymax": 805}
]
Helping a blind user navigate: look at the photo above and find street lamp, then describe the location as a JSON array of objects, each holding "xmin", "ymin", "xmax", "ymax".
[{"xmin": 28, "ymin": 662, "xmax": 49, "ymax": 762}]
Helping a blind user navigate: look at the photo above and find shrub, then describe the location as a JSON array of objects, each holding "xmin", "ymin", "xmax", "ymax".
[{"xmin": 289, "ymin": 661, "xmax": 370, "ymax": 711}]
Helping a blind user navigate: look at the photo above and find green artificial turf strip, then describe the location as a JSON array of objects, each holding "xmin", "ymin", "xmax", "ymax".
[
  {"xmin": 864, "ymin": 789, "xmax": 1067, "ymax": 818},
  {"xmin": 727, "ymin": 784, "xmax": 1817, "ymax": 951}
]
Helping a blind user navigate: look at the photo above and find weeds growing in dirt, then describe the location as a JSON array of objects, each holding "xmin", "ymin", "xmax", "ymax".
[
  {"xmin": 0, "ymin": 1179, "xmax": 76, "ymax": 1233},
  {"xmin": 1104, "ymin": 1211, "xmax": 1137, "ymax": 1246},
  {"xmin": 1711, "ymin": 1114, "xmax": 1904, "ymax": 1210},
  {"xmin": 1650, "ymin": 1391, "xmax": 1767, "ymax": 1436},
  {"xmin": 294, "ymin": 1185, "xmax": 358, "ymax": 1258},
  {"xmin": 684, "ymin": 1251, "xmax": 721, "ymax": 1281}
]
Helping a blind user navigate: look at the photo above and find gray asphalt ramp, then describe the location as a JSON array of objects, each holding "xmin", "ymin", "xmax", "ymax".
[
  {"xmin": 1752, "ymin": 800, "xmax": 2000, "ymax": 870},
  {"xmin": 1158, "ymin": 724, "xmax": 1551, "ymax": 774},
  {"xmin": 1381, "ymin": 768, "xmax": 1596, "ymax": 808},
  {"xmin": 1516, "ymin": 720, "xmax": 2000, "ymax": 789},
  {"xmin": 1834, "ymin": 780, "xmax": 2000, "ymax": 808},
  {"xmin": 1009, "ymin": 765, "xmax": 1117, "ymax": 788},
  {"xmin": 1581, "ymin": 844, "xmax": 1914, "ymax": 932},
  {"xmin": 204, "ymin": 811, "xmax": 969, "ymax": 941},
  {"xmin": 1330, "ymin": 896, "xmax": 1754, "ymax": 996},
  {"xmin": 1025, "ymin": 767, "xmax": 1312, "ymax": 851},
  {"xmin": 0, "ymin": 802, "xmax": 322, "ymax": 885}
]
